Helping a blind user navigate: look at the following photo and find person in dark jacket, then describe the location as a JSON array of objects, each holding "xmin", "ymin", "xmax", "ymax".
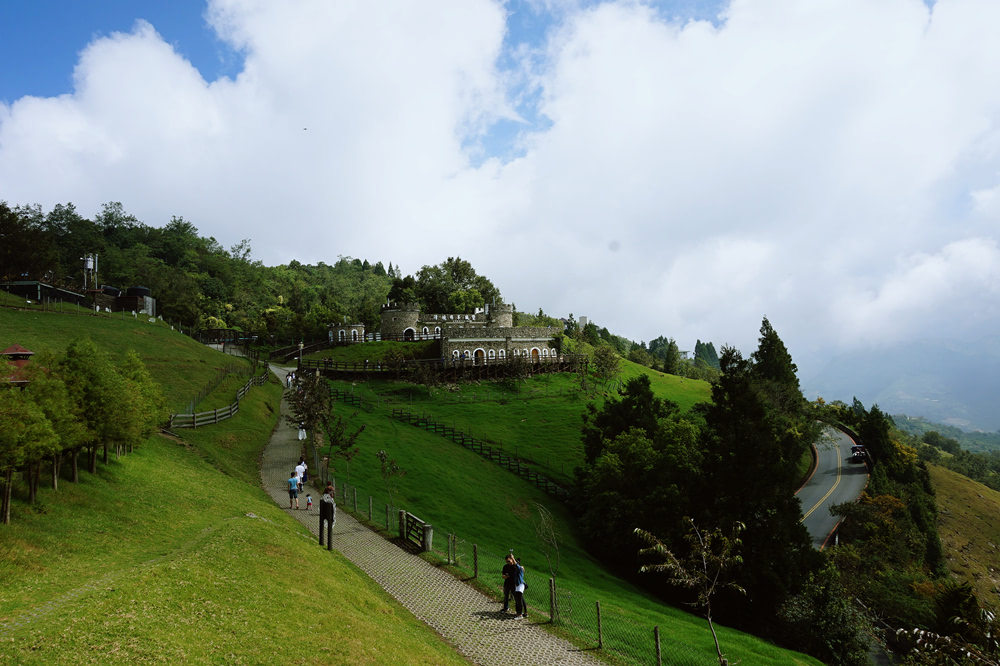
[{"xmin": 501, "ymin": 554, "xmax": 517, "ymax": 613}]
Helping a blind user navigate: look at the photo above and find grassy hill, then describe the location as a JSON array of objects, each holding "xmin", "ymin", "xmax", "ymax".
[
  {"xmin": 0, "ymin": 308, "xmax": 470, "ymax": 665},
  {"xmin": 317, "ymin": 351, "xmax": 821, "ymax": 665},
  {"xmin": 928, "ymin": 463, "xmax": 1000, "ymax": 606}
]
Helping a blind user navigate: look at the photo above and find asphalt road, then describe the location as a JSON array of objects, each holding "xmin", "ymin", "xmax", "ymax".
[{"xmin": 797, "ymin": 427, "xmax": 870, "ymax": 549}]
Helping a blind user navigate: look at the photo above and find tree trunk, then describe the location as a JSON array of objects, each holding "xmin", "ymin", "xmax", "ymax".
[
  {"xmin": 52, "ymin": 453, "xmax": 60, "ymax": 491},
  {"xmin": 33, "ymin": 463, "xmax": 40, "ymax": 502},
  {"xmin": 103, "ymin": 442, "xmax": 108, "ymax": 465},
  {"xmin": 89, "ymin": 447, "xmax": 97, "ymax": 474},
  {"xmin": 27, "ymin": 463, "xmax": 37, "ymax": 504},
  {"xmin": 2, "ymin": 470, "xmax": 12, "ymax": 524},
  {"xmin": 71, "ymin": 449, "xmax": 79, "ymax": 483}
]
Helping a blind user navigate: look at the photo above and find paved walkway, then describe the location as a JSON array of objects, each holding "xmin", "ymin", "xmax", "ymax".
[{"xmin": 262, "ymin": 364, "xmax": 606, "ymax": 666}]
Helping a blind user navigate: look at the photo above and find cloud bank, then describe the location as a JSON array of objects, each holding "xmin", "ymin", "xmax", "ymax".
[{"xmin": 3, "ymin": 0, "xmax": 1000, "ymax": 374}]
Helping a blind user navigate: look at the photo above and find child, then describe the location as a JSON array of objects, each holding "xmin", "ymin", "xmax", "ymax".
[{"xmin": 306, "ymin": 494, "xmax": 313, "ymax": 511}]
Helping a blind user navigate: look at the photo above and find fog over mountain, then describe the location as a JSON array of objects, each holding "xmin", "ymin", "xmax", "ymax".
[{"xmin": 802, "ymin": 336, "xmax": 1000, "ymax": 432}]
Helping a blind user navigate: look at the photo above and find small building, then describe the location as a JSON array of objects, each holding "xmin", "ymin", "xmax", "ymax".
[
  {"xmin": 329, "ymin": 321, "xmax": 366, "ymax": 343},
  {"xmin": 2, "ymin": 344, "xmax": 34, "ymax": 386}
]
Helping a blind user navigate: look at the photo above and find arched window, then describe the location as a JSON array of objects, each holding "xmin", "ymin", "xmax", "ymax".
[
  {"xmin": 422, "ymin": 326, "xmax": 429, "ymax": 336},
  {"xmin": 352, "ymin": 330, "xmax": 358, "ymax": 342},
  {"xmin": 498, "ymin": 349, "xmax": 506, "ymax": 359},
  {"xmin": 338, "ymin": 330, "xmax": 346, "ymax": 342},
  {"xmin": 434, "ymin": 326, "xmax": 441, "ymax": 335},
  {"xmin": 488, "ymin": 349, "xmax": 496, "ymax": 359},
  {"xmin": 452, "ymin": 350, "xmax": 460, "ymax": 359}
]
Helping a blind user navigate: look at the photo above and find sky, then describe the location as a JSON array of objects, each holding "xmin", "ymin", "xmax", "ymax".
[{"xmin": 3, "ymin": 0, "xmax": 1000, "ymax": 381}]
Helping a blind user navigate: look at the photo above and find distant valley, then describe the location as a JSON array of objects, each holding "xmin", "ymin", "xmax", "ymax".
[{"xmin": 803, "ymin": 335, "xmax": 1000, "ymax": 432}]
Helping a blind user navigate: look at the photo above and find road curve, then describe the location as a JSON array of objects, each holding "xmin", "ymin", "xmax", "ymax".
[{"xmin": 796, "ymin": 427, "xmax": 869, "ymax": 550}]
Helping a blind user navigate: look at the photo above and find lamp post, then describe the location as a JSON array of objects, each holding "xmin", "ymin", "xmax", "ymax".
[{"xmin": 298, "ymin": 341, "xmax": 304, "ymax": 372}]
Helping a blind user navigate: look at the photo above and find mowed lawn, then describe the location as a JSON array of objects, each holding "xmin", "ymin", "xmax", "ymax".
[{"xmin": 0, "ymin": 309, "xmax": 470, "ymax": 665}]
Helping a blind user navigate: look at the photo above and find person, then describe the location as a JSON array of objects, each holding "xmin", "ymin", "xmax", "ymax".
[
  {"xmin": 301, "ymin": 458, "xmax": 308, "ymax": 485},
  {"xmin": 324, "ymin": 481, "xmax": 335, "ymax": 497},
  {"xmin": 287, "ymin": 471, "xmax": 300, "ymax": 509},
  {"xmin": 501, "ymin": 554, "xmax": 518, "ymax": 614},
  {"xmin": 511, "ymin": 555, "xmax": 528, "ymax": 619},
  {"xmin": 298, "ymin": 423, "xmax": 306, "ymax": 441},
  {"xmin": 306, "ymin": 494, "xmax": 313, "ymax": 511},
  {"xmin": 295, "ymin": 459, "xmax": 306, "ymax": 490},
  {"xmin": 285, "ymin": 373, "xmax": 292, "ymax": 389}
]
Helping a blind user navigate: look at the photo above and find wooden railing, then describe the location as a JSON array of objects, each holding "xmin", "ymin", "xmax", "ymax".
[
  {"xmin": 169, "ymin": 371, "xmax": 269, "ymax": 428},
  {"xmin": 389, "ymin": 408, "xmax": 571, "ymax": 501}
]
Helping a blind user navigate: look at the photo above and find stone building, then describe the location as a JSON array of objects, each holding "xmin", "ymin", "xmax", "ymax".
[
  {"xmin": 328, "ymin": 321, "xmax": 365, "ymax": 343},
  {"xmin": 379, "ymin": 302, "xmax": 558, "ymax": 363}
]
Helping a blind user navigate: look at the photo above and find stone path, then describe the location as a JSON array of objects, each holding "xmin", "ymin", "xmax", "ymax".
[{"xmin": 262, "ymin": 364, "xmax": 607, "ymax": 666}]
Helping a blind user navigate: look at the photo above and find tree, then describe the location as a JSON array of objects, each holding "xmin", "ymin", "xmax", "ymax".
[
  {"xmin": 694, "ymin": 323, "xmax": 821, "ymax": 622},
  {"xmin": 59, "ymin": 337, "xmax": 132, "ymax": 473},
  {"xmin": 0, "ymin": 390, "xmax": 57, "ymax": 523},
  {"xmin": 23, "ymin": 356, "xmax": 88, "ymax": 491},
  {"xmin": 534, "ymin": 503, "xmax": 561, "ymax": 581},
  {"xmin": 119, "ymin": 349, "xmax": 168, "ymax": 451},
  {"xmin": 636, "ymin": 519, "xmax": 746, "ymax": 666},
  {"xmin": 376, "ymin": 449, "xmax": 406, "ymax": 509},
  {"xmin": 322, "ymin": 410, "xmax": 365, "ymax": 484},
  {"xmin": 285, "ymin": 371, "xmax": 330, "ymax": 451},
  {"xmin": 581, "ymin": 374, "xmax": 679, "ymax": 465},
  {"xmin": 591, "ymin": 345, "xmax": 621, "ymax": 385}
]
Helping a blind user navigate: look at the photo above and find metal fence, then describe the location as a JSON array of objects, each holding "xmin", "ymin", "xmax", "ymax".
[{"xmin": 325, "ymin": 475, "xmax": 718, "ymax": 666}]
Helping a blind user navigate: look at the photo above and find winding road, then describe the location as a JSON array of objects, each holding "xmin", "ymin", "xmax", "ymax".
[{"xmin": 796, "ymin": 427, "xmax": 870, "ymax": 549}]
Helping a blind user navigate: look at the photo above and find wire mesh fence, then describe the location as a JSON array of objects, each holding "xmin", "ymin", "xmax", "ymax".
[{"xmin": 326, "ymin": 476, "xmax": 719, "ymax": 666}]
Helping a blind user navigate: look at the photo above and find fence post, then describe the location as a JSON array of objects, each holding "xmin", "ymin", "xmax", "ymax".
[
  {"xmin": 473, "ymin": 544, "xmax": 478, "ymax": 578},
  {"xmin": 386, "ymin": 504, "xmax": 391, "ymax": 530},
  {"xmin": 422, "ymin": 524, "xmax": 433, "ymax": 553},
  {"xmin": 398, "ymin": 510, "xmax": 406, "ymax": 540},
  {"xmin": 353, "ymin": 488, "xmax": 357, "ymax": 512},
  {"xmin": 596, "ymin": 601, "xmax": 602, "ymax": 649},
  {"xmin": 550, "ymin": 578, "xmax": 557, "ymax": 625},
  {"xmin": 655, "ymin": 626, "xmax": 662, "ymax": 666},
  {"xmin": 368, "ymin": 496, "xmax": 372, "ymax": 522}
]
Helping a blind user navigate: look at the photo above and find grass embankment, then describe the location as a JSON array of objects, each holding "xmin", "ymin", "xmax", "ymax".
[
  {"xmin": 323, "ymin": 367, "xmax": 819, "ymax": 666},
  {"xmin": 0, "ymin": 306, "xmax": 252, "ymax": 412},
  {"xmin": 0, "ymin": 309, "xmax": 470, "ymax": 665},
  {"xmin": 928, "ymin": 464, "xmax": 1000, "ymax": 605}
]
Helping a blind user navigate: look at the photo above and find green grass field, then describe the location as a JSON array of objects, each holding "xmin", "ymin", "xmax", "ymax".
[
  {"xmin": 0, "ymin": 308, "xmax": 469, "ymax": 665},
  {"xmin": 0, "ymin": 305, "xmax": 253, "ymax": 412}
]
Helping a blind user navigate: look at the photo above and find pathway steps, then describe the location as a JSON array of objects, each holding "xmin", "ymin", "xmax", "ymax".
[{"xmin": 261, "ymin": 364, "xmax": 606, "ymax": 666}]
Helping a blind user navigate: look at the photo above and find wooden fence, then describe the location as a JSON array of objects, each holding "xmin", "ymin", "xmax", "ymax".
[
  {"xmin": 304, "ymin": 354, "xmax": 588, "ymax": 382},
  {"xmin": 169, "ymin": 371, "xmax": 269, "ymax": 428},
  {"xmin": 389, "ymin": 407, "xmax": 571, "ymax": 501}
]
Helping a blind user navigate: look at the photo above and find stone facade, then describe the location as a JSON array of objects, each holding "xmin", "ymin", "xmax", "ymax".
[
  {"xmin": 329, "ymin": 322, "xmax": 365, "ymax": 343},
  {"xmin": 379, "ymin": 302, "xmax": 557, "ymax": 362}
]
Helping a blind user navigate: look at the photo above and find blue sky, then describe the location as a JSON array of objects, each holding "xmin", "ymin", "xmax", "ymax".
[
  {"xmin": 0, "ymin": 1, "xmax": 239, "ymax": 102},
  {"xmin": 2, "ymin": 0, "xmax": 999, "ymax": 382}
]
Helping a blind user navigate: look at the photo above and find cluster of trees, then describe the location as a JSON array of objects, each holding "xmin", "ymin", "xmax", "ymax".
[
  {"xmin": 0, "ymin": 338, "xmax": 165, "ymax": 523},
  {"xmin": 386, "ymin": 256, "xmax": 501, "ymax": 314},
  {"xmin": 574, "ymin": 319, "xmax": 964, "ymax": 665},
  {"xmin": 575, "ymin": 320, "xmax": 823, "ymax": 630},
  {"xmin": 1, "ymin": 201, "xmax": 514, "ymax": 345}
]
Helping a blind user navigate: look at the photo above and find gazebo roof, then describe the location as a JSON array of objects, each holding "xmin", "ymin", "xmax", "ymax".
[{"xmin": 1, "ymin": 344, "xmax": 34, "ymax": 357}]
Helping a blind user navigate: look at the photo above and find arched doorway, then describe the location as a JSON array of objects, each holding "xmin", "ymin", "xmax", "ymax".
[
  {"xmin": 474, "ymin": 349, "xmax": 485, "ymax": 365},
  {"xmin": 404, "ymin": 328, "xmax": 415, "ymax": 341},
  {"xmin": 531, "ymin": 348, "xmax": 540, "ymax": 361}
]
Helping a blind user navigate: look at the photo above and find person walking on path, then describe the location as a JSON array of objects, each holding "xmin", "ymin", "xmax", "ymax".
[
  {"xmin": 295, "ymin": 459, "xmax": 306, "ymax": 490},
  {"xmin": 287, "ymin": 470, "xmax": 300, "ymax": 509},
  {"xmin": 501, "ymin": 554, "xmax": 517, "ymax": 614}
]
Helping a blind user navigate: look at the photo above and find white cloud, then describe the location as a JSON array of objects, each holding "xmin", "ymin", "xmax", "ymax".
[{"xmin": 3, "ymin": 0, "xmax": 1000, "ymax": 374}]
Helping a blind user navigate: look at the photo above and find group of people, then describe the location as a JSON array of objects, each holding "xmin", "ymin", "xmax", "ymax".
[
  {"xmin": 501, "ymin": 553, "xmax": 528, "ymax": 619},
  {"xmin": 287, "ymin": 457, "xmax": 310, "ymax": 509}
]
